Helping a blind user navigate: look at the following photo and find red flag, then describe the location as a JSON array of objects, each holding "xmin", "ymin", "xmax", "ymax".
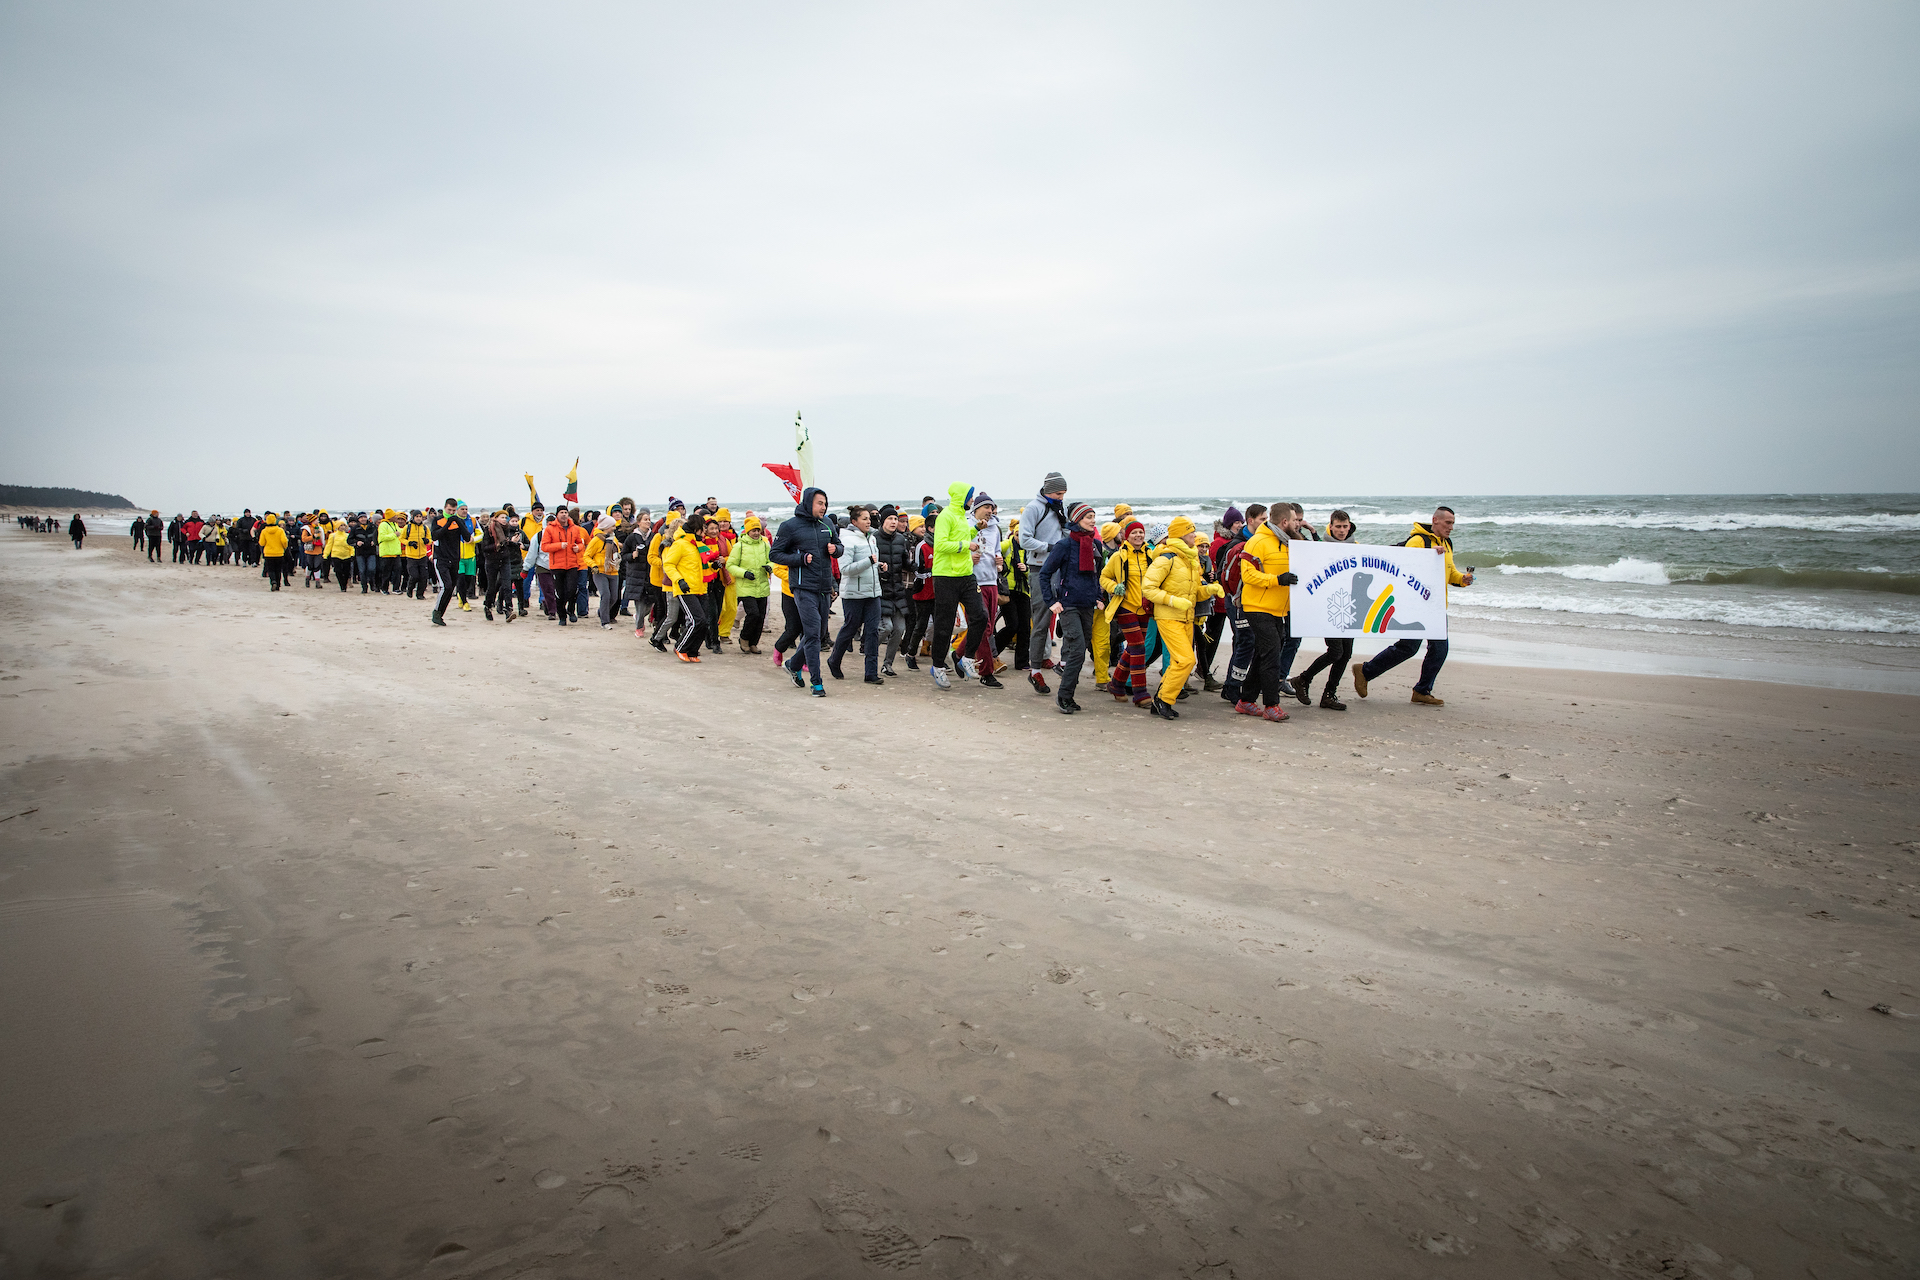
[{"xmin": 762, "ymin": 462, "xmax": 803, "ymax": 503}]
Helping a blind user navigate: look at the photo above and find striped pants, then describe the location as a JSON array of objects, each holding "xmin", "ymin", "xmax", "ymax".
[{"xmin": 1110, "ymin": 610, "xmax": 1149, "ymax": 701}]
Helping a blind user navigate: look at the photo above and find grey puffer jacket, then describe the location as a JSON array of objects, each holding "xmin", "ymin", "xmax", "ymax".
[{"xmin": 837, "ymin": 526, "xmax": 881, "ymax": 599}]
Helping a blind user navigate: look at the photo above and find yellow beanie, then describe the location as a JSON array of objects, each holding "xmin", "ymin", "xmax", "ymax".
[
  {"xmin": 1099, "ymin": 522, "xmax": 1120, "ymax": 542},
  {"xmin": 1112, "ymin": 503, "xmax": 1132, "ymax": 520},
  {"xmin": 908, "ymin": 515, "xmax": 925, "ymax": 531},
  {"xmin": 743, "ymin": 514, "xmax": 761, "ymax": 532},
  {"xmin": 1166, "ymin": 515, "xmax": 1196, "ymax": 540},
  {"xmin": 716, "ymin": 508, "xmax": 733, "ymax": 522}
]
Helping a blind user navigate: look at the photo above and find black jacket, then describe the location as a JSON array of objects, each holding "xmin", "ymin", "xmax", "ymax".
[
  {"xmin": 770, "ymin": 487, "xmax": 842, "ymax": 595},
  {"xmin": 874, "ymin": 528, "xmax": 912, "ymax": 601}
]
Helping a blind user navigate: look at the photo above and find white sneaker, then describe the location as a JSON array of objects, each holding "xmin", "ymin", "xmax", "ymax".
[
  {"xmin": 931, "ymin": 666, "xmax": 951, "ymax": 690},
  {"xmin": 956, "ymin": 656, "xmax": 976, "ymax": 680}
]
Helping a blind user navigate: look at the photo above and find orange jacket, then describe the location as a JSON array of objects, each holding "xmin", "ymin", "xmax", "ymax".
[{"xmin": 541, "ymin": 521, "xmax": 587, "ymax": 570}]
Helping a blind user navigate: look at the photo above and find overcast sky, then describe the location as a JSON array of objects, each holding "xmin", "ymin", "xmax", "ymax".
[{"xmin": 2, "ymin": 2, "xmax": 1916, "ymax": 511}]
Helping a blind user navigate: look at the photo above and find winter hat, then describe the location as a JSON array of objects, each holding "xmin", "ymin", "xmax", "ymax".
[
  {"xmin": 908, "ymin": 515, "xmax": 925, "ymax": 531},
  {"xmin": 743, "ymin": 514, "xmax": 762, "ymax": 532},
  {"xmin": 715, "ymin": 508, "xmax": 732, "ymax": 522},
  {"xmin": 1041, "ymin": 472, "xmax": 1068, "ymax": 495},
  {"xmin": 1099, "ymin": 522, "xmax": 1120, "ymax": 542},
  {"xmin": 667, "ymin": 497, "xmax": 685, "ymax": 512},
  {"xmin": 597, "ymin": 516, "xmax": 617, "ymax": 532},
  {"xmin": 1166, "ymin": 515, "xmax": 1196, "ymax": 540},
  {"xmin": 1223, "ymin": 505, "xmax": 1244, "ymax": 527},
  {"xmin": 1111, "ymin": 503, "xmax": 1132, "ymax": 521},
  {"xmin": 1067, "ymin": 502, "xmax": 1095, "ymax": 526},
  {"xmin": 876, "ymin": 504, "xmax": 899, "ymax": 521},
  {"xmin": 970, "ymin": 491, "xmax": 995, "ymax": 510},
  {"xmin": 1122, "ymin": 519, "xmax": 1145, "ymax": 540}
]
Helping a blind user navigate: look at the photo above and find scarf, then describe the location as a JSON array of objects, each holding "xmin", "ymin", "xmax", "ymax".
[{"xmin": 1071, "ymin": 528, "xmax": 1099, "ymax": 571}]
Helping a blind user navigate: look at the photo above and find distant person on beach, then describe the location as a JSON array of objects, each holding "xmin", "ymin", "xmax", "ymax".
[
  {"xmin": 130, "ymin": 516, "xmax": 145, "ymax": 550},
  {"xmin": 256, "ymin": 513, "xmax": 289, "ymax": 589},
  {"xmin": 1018, "ymin": 472, "xmax": 1070, "ymax": 692},
  {"xmin": 144, "ymin": 511, "xmax": 163, "ymax": 561},
  {"xmin": 68, "ymin": 514, "xmax": 86, "ymax": 549},
  {"xmin": 1352, "ymin": 505, "xmax": 1474, "ymax": 707}
]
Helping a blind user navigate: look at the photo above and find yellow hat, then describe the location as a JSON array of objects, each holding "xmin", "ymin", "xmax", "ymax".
[
  {"xmin": 908, "ymin": 515, "xmax": 925, "ymax": 531},
  {"xmin": 716, "ymin": 508, "xmax": 732, "ymax": 522},
  {"xmin": 743, "ymin": 514, "xmax": 761, "ymax": 532},
  {"xmin": 1112, "ymin": 503, "xmax": 1132, "ymax": 520},
  {"xmin": 1166, "ymin": 515, "xmax": 1196, "ymax": 540},
  {"xmin": 1099, "ymin": 522, "xmax": 1119, "ymax": 541}
]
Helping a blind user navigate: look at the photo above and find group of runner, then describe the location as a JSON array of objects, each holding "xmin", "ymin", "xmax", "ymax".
[{"xmin": 75, "ymin": 475, "xmax": 1472, "ymax": 718}]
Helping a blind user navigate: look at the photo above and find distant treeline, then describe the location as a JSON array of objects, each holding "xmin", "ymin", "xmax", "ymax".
[{"xmin": 0, "ymin": 484, "xmax": 134, "ymax": 508}]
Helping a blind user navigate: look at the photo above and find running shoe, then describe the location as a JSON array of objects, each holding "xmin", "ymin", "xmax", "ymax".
[{"xmin": 931, "ymin": 666, "xmax": 951, "ymax": 690}]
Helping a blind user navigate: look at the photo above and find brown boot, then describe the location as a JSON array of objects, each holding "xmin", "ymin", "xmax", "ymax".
[
  {"xmin": 1319, "ymin": 691, "xmax": 1347, "ymax": 711},
  {"xmin": 1411, "ymin": 691, "xmax": 1444, "ymax": 706},
  {"xmin": 1351, "ymin": 662, "xmax": 1369, "ymax": 697}
]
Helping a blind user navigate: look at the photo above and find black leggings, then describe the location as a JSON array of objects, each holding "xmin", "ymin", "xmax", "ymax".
[
  {"xmin": 334, "ymin": 559, "xmax": 354, "ymax": 589},
  {"xmin": 676, "ymin": 594, "xmax": 712, "ymax": 655},
  {"xmin": 905, "ymin": 597, "xmax": 935, "ymax": 659},
  {"xmin": 928, "ymin": 576, "xmax": 985, "ymax": 672},
  {"xmin": 1296, "ymin": 637, "xmax": 1354, "ymax": 695},
  {"xmin": 738, "ymin": 596, "xmax": 768, "ymax": 646},
  {"xmin": 773, "ymin": 594, "xmax": 802, "ymax": 654}
]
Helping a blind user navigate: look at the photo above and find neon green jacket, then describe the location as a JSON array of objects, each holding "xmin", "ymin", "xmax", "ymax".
[{"xmin": 932, "ymin": 482, "xmax": 976, "ymax": 577}]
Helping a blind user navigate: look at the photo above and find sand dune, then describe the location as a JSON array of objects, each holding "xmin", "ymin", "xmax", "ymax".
[{"xmin": 1, "ymin": 528, "xmax": 1915, "ymax": 1278}]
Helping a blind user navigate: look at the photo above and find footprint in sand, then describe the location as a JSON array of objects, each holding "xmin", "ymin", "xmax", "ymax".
[
  {"xmin": 947, "ymin": 1143, "xmax": 978, "ymax": 1166},
  {"xmin": 533, "ymin": 1169, "xmax": 567, "ymax": 1189}
]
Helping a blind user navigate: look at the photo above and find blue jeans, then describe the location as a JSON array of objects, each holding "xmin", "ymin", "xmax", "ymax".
[
  {"xmin": 1362, "ymin": 637, "xmax": 1449, "ymax": 694},
  {"xmin": 356, "ymin": 554, "xmax": 377, "ymax": 589},
  {"xmin": 829, "ymin": 596, "xmax": 881, "ymax": 679},
  {"xmin": 785, "ymin": 591, "xmax": 830, "ymax": 685}
]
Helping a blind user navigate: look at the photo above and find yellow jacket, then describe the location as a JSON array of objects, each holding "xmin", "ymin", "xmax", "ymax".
[
  {"xmin": 257, "ymin": 521, "xmax": 289, "ymax": 557},
  {"xmin": 325, "ymin": 528, "xmax": 354, "ymax": 559},
  {"xmin": 647, "ymin": 526, "xmax": 671, "ymax": 587},
  {"xmin": 1403, "ymin": 523, "xmax": 1469, "ymax": 606},
  {"xmin": 1238, "ymin": 523, "xmax": 1292, "ymax": 617},
  {"xmin": 402, "ymin": 521, "xmax": 431, "ymax": 558},
  {"xmin": 583, "ymin": 533, "xmax": 609, "ymax": 572},
  {"xmin": 661, "ymin": 531, "xmax": 707, "ymax": 595},
  {"xmin": 1100, "ymin": 544, "xmax": 1154, "ymax": 615},
  {"xmin": 1142, "ymin": 538, "xmax": 1221, "ymax": 624},
  {"xmin": 771, "ymin": 560, "xmax": 791, "ymax": 597}
]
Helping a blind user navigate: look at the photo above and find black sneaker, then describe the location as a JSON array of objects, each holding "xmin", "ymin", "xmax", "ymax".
[
  {"xmin": 905, "ymin": 656, "xmax": 919, "ymax": 670},
  {"xmin": 864, "ymin": 676, "xmax": 885, "ymax": 686},
  {"xmin": 430, "ymin": 613, "xmax": 446, "ymax": 627},
  {"xmin": 827, "ymin": 662, "xmax": 845, "ymax": 680},
  {"xmin": 1056, "ymin": 696, "xmax": 1078, "ymax": 714},
  {"xmin": 811, "ymin": 683, "xmax": 826, "ymax": 697},
  {"xmin": 790, "ymin": 666, "xmax": 806, "ymax": 689},
  {"xmin": 978, "ymin": 673, "xmax": 1003, "ymax": 689},
  {"xmin": 1151, "ymin": 698, "xmax": 1179, "ymax": 719}
]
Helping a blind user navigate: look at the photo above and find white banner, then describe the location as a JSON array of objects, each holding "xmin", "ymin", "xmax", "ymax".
[{"xmin": 1286, "ymin": 541, "xmax": 1448, "ymax": 639}]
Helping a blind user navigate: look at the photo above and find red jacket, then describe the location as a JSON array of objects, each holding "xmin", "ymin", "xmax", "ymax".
[{"xmin": 541, "ymin": 522, "xmax": 587, "ymax": 570}]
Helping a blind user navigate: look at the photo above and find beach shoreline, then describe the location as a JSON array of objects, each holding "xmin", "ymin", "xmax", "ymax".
[{"xmin": 2, "ymin": 527, "xmax": 1916, "ymax": 1277}]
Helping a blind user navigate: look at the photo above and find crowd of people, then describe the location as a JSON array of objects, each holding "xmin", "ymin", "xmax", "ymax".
[
  {"xmin": 17, "ymin": 513, "xmax": 87, "ymax": 547},
  {"xmin": 23, "ymin": 477, "xmax": 1473, "ymax": 717}
]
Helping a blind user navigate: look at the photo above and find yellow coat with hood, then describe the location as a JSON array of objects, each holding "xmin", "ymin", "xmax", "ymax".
[
  {"xmin": 1238, "ymin": 522, "xmax": 1292, "ymax": 617},
  {"xmin": 1142, "ymin": 537, "xmax": 1221, "ymax": 624},
  {"xmin": 1100, "ymin": 543, "xmax": 1154, "ymax": 616},
  {"xmin": 661, "ymin": 530, "xmax": 707, "ymax": 595},
  {"xmin": 256, "ymin": 515, "xmax": 289, "ymax": 558},
  {"xmin": 1403, "ymin": 522, "xmax": 1469, "ymax": 605}
]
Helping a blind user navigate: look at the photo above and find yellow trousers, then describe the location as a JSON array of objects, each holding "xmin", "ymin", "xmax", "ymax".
[
  {"xmin": 1155, "ymin": 610, "xmax": 1194, "ymax": 703},
  {"xmin": 1092, "ymin": 612, "xmax": 1111, "ymax": 684},
  {"xmin": 719, "ymin": 580, "xmax": 738, "ymax": 637}
]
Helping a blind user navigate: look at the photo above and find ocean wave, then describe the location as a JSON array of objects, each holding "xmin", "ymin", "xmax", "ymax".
[
  {"xmin": 1696, "ymin": 567, "xmax": 1920, "ymax": 595},
  {"xmin": 1459, "ymin": 593, "xmax": 1920, "ymax": 635},
  {"xmin": 1496, "ymin": 557, "xmax": 1671, "ymax": 585},
  {"xmin": 1335, "ymin": 510, "xmax": 1920, "ymax": 533}
]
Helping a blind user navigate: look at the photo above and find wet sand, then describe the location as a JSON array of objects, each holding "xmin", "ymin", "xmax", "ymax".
[{"xmin": 2, "ymin": 528, "xmax": 1916, "ymax": 1279}]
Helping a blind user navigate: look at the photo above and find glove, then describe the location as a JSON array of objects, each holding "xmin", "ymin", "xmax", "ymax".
[
  {"xmin": 1170, "ymin": 596, "xmax": 1192, "ymax": 612},
  {"xmin": 742, "ymin": 571, "xmax": 755, "ymax": 580},
  {"xmin": 1278, "ymin": 572, "xmax": 1298, "ymax": 585},
  {"xmin": 677, "ymin": 579, "xmax": 692, "ymax": 594}
]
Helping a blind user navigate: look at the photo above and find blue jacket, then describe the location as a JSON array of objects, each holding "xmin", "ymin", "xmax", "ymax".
[
  {"xmin": 770, "ymin": 487, "xmax": 842, "ymax": 595},
  {"xmin": 1040, "ymin": 532, "xmax": 1105, "ymax": 609}
]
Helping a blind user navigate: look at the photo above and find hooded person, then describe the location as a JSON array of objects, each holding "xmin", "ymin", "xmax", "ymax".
[
  {"xmin": 1100, "ymin": 517, "xmax": 1155, "ymax": 707},
  {"xmin": 1018, "ymin": 472, "xmax": 1071, "ymax": 691},
  {"xmin": 143, "ymin": 509, "xmax": 164, "ymax": 561},
  {"xmin": 1141, "ymin": 515, "xmax": 1224, "ymax": 719},
  {"xmin": 256, "ymin": 512, "xmax": 290, "ymax": 589},
  {"xmin": 1038, "ymin": 502, "xmax": 1107, "ymax": 713},
  {"xmin": 769, "ymin": 486, "xmax": 842, "ymax": 695},
  {"xmin": 583, "ymin": 515, "xmax": 624, "ymax": 627},
  {"xmin": 725, "ymin": 513, "xmax": 773, "ymax": 652},
  {"xmin": 925, "ymin": 482, "xmax": 999, "ymax": 691},
  {"xmin": 662, "ymin": 512, "xmax": 713, "ymax": 660}
]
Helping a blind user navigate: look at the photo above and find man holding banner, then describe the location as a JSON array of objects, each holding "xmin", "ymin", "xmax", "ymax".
[{"xmin": 1362, "ymin": 506, "xmax": 1470, "ymax": 705}]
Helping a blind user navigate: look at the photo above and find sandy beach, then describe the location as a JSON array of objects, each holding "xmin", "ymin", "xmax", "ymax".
[{"xmin": 2, "ymin": 528, "xmax": 1916, "ymax": 1279}]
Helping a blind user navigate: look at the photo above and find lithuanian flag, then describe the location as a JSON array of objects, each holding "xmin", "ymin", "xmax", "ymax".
[{"xmin": 564, "ymin": 458, "xmax": 579, "ymax": 504}]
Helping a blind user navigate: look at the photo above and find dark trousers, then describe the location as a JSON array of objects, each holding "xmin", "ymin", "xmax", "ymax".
[
  {"xmin": 405, "ymin": 559, "xmax": 431, "ymax": 597},
  {"xmin": 905, "ymin": 597, "xmax": 934, "ymax": 659},
  {"xmin": 676, "ymin": 594, "xmax": 711, "ymax": 655},
  {"xmin": 996, "ymin": 590, "xmax": 1029, "ymax": 668},
  {"xmin": 785, "ymin": 591, "xmax": 830, "ymax": 684},
  {"xmin": 264, "ymin": 555, "xmax": 286, "ymax": 589},
  {"xmin": 355, "ymin": 554, "xmax": 375, "ymax": 591},
  {"xmin": 1297, "ymin": 638, "xmax": 1354, "ymax": 695},
  {"xmin": 1056, "ymin": 605, "xmax": 1095, "ymax": 697},
  {"xmin": 433, "ymin": 555, "xmax": 460, "ymax": 617},
  {"xmin": 1200, "ymin": 611, "xmax": 1226, "ymax": 679},
  {"xmin": 552, "ymin": 568, "xmax": 580, "ymax": 622},
  {"xmin": 1221, "ymin": 606, "xmax": 1256, "ymax": 701},
  {"xmin": 1362, "ymin": 637, "xmax": 1449, "ymax": 694},
  {"xmin": 146, "ymin": 540, "xmax": 162, "ymax": 562},
  {"xmin": 738, "ymin": 596, "xmax": 768, "ymax": 646},
  {"xmin": 830, "ymin": 596, "xmax": 881, "ymax": 679},
  {"xmin": 333, "ymin": 559, "xmax": 354, "ymax": 590},
  {"xmin": 1245, "ymin": 611, "xmax": 1287, "ymax": 706},
  {"xmin": 486, "ymin": 563, "xmax": 518, "ymax": 615},
  {"xmin": 929, "ymin": 575, "xmax": 985, "ymax": 672},
  {"xmin": 1028, "ymin": 572, "xmax": 1054, "ymax": 668}
]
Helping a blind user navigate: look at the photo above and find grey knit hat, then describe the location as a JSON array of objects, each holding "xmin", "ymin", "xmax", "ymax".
[{"xmin": 1041, "ymin": 472, "xmax": 1067, "ymax": 494}]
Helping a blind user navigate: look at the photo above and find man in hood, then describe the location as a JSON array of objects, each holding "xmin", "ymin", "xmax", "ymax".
[
  {"xmin": 925, "ymin": 482, "xmax": 1000, "ymax": 691},
  {"xmin": 770, "ymin": 486, "xmax": 842, "ymax": 696},
  {"xmin": 1018, "ymin": 472, "xmax": 1070, "ymax": 693}
]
